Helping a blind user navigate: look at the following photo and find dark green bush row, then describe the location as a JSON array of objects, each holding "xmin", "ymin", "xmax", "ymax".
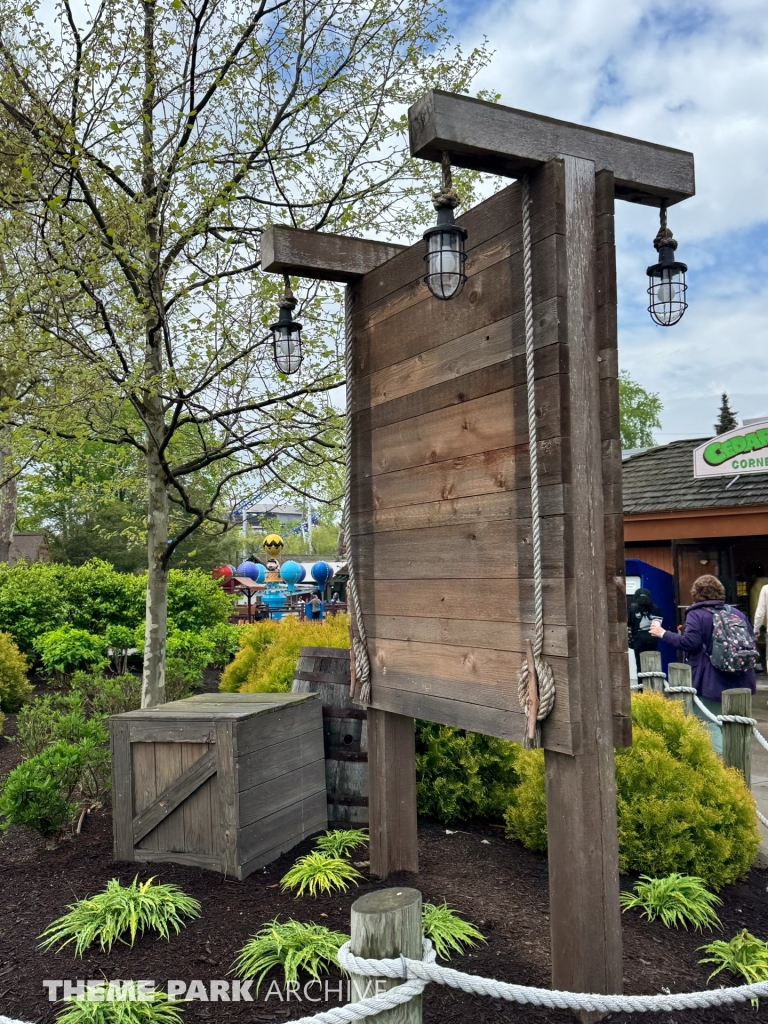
[{"xmin": 0, "ymin": 560, "xmax": 233, "ymax": 657}]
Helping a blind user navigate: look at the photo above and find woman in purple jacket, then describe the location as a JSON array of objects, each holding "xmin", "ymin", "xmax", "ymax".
[{"xmin": 649, "ymin": 574, "xmax": 756, "ymax": 755}]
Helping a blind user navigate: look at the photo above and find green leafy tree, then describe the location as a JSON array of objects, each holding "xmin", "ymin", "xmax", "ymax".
[
  {"xmin": 0, "ymin": 0, "xmax": 491, "ymax": 706},
  {"xmin": 618, "ymin": 370, "xmax": 663, "ymax": 449},
  {"xmin": 715, "ymin": 393, "xmax": 738, "ymax": 435}
]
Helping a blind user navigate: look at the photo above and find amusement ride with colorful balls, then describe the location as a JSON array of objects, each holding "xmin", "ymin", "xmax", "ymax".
[{"xmin": 213, "ymin": 534, "xmax": 334, "ymax": 620}]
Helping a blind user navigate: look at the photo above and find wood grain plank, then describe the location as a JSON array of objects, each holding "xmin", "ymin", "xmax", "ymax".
[
  {"xmin": 359, "ymin": 577, "xmax": 570, "ymax": 625},
  {"xmin": 368, "ymin": 710, "xmax": 418, "ymax": 877},
  {"xmin": 110, "ymin": 720, "xmax": 134, "ymax": 862},
  {"xmin": 153, "ymin": 742, "xmax": 185, "ymax": 854},
  {"xmin": 350, "ymin": 484, "xmax": 567, "ymax": 536},
  {"xmin": 238, "ymin": 730, "xmax": 325, "ymax": 792},
  {"xmin": 235, "ymin": 699, "xmax": 322, "ymax": 758},
  {"xmin": 261, "ymin": 225, "xmax": 405, "ymax": 282},
  {"xmin": 216, "ymin": 720, "xmax": 239, "ymax": 877},
  {"xmin": 367, "ymin": 614, "xmax": 573, "ymax": 659},
  {"xmin": 238, "ymin": 790, "xmax": 328, "ymax": 865},
  {"xmin": 239, "ymin": 760, "xmax": 327, "ymax": 829},
  {"xmin": 351, "ymin": 442, "xmax": 567, "ymax": 514},
  {"xmin": 132, "ymin": 743, "xmax": 158, "ymax": 852},
  {"xmin": 356, "ymin": 516, "xmax": 570, "ymax": 580},
  {"xmin": 409, "ymin": 90, "xmax": 695, "ymax": 205},
  {"xmin": 132, "ymin": 748, "xmax": 217, "ymax": 846},
  {"xmin": 127, "ymin": 721, "xmax": 215, "ymax": 743},
  {"xmin": 181, "ymin": 743, "xmax": 214, "ymax": 857},
  {"xmin": 363, "ymin": 374, "xmax": 566, "ymax": 477}
]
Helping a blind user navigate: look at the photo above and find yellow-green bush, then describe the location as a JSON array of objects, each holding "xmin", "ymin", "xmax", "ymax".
[
  {"xmin": 504, "ymin": 693, "xmax": 760, "ymax": 889},
  {"xmin": 0, "ymin": 630, "xmax": 33, "ymax": 712},
  {"xmin": 220, "ymin": 614, "xmax": 350, "ymax": 694}
]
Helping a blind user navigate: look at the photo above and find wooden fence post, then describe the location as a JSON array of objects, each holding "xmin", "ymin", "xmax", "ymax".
[
  {"xmin": 667, "ymin": 663, "xmax": 694, "ymax": 715},
  {"xmin": 722, "ymin": 688, "xmax": 752, "ymax": 789},
  {"xmin": 639, "ymin": 651, "xmax": 664, "ymax": 693},
  {"xmin": 349, "ymin": 887, "xmax": 422, "ymax": 1024},
  {"xmin": 368, "ymin": 710, "xmax": 419, "ymax": 878}
]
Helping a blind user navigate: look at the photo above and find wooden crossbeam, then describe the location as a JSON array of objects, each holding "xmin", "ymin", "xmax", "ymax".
[
  {"xmin": 132, "ymin": 747, "xmax": 218, "ymax": 844},
  {"xmin": 409, "ymin": 90, "xmax": 695, "ymax": 207},
  {"xmin": 261, "ymin": 225, "xmax": 406, "ymax": 283}
]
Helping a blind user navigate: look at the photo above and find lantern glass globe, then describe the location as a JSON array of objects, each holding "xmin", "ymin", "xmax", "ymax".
[{"xmin": 271, "ymin": 321, "xmax": 303, "ymax": 374}]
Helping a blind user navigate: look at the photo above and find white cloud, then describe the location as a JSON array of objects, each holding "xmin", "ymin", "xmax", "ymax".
[{"xmin": 451, "ymin": 0, "xmax": 768, "ymax": 439}]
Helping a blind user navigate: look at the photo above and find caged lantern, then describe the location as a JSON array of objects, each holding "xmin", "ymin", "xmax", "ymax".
[
  {"xmin": 646, "ymin": 202, "xmax": 688, "ymax": 327},
  {"xmin": 423, "ymin": 151, "xmax": 467, "ymax": 300},
  {"xmin": 270, "ymin": 274, "xmax": 303, "ymax": 374}
]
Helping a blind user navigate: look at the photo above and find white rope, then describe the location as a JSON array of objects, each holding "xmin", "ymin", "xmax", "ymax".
[
  {"xmin": 324, "ymin": 941, "xmax": 768, "ymax": 1017},
  {"xmin": 516, "ymin": 175, "xmax": 555, "ymax": 746},
  {"xmin": 692, "ymin": 694, "xmax": 756, "ymax": 726},
  {"xmin": 637, "ymin": 671, "xmax": 666, "ymax": 680},
  {"xmin": 342, "ymin": 286, "xmax": 371, "ymax": 705},
  {"xmin": 754, "ymin": 725, "xmax": 768, "ymax": 753}
]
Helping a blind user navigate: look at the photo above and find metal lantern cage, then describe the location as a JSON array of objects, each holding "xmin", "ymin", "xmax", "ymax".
[
  {"xmin": 646, "ymin": 204, "xmax": 688, "ymax": 327},
  {"xmin": 271, "ymin": 275, "xmax": 303, "ymax": 374},
  {"xmin": 423, "ymin": 151, "xmax": 468, "ymax": 301}
]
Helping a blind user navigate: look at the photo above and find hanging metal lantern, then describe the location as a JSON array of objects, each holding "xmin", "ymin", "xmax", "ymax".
[
  {"xmin": 646, "ymin": 203, "xmax": 688, "ymax": 327},
  {"xmin": 423, "ymin": 151, "xmax": 467, "ymax": 301},
  {"xmin": 270, "ymin": 274, "xmax": 303, "ymax": 374}
]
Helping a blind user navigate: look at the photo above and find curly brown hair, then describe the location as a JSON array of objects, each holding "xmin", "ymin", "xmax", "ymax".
[{"xmin": 691, "ymin": 574, "xmax": 725, "ymax": 603}]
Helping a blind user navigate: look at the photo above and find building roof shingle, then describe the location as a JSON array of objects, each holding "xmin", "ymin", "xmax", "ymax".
[{"xmin": 622, "ymin": 438, "xmax": 768, "ymax": 515}]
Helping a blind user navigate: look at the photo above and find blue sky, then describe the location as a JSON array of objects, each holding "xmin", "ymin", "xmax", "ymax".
[{"xmin": 446, "ymin": 0, "xmax": 768, "ymax": 441}]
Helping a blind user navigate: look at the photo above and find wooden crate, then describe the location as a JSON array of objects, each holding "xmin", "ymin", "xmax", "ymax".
[{"xmin": 110, "ymin": 693, "xmax": 327, "ymax": 879}]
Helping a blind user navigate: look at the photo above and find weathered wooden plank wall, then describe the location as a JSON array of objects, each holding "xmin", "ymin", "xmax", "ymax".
[{"xmin": 348, "ymin": 161, "xmax": 629, "ymax": 754}]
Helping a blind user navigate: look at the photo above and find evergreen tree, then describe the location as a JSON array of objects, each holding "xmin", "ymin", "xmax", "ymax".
[{"xmin": 715, "ymin": 394, "xmax": 738, "ymax": 435}]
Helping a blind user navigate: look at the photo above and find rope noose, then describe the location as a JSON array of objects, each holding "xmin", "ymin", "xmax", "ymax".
[
  {"xmin": 517, "ymin": 176, "xmax": 556, "ymax": 748},
  {"xmin": 343, "ymin": 285, "xmax": 372, "ymax": 706}
]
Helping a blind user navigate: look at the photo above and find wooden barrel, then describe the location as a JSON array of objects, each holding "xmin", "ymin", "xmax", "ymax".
[{"xmin": 291, "ymin": 647, "xmax": 367, "ymax": 825}]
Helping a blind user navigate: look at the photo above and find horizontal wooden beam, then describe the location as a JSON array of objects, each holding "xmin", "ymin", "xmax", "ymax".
[
  {"xmin": 261, "ymin": 225, "xmax": 406, "ymax": 282},
  {"xmin": 409, "ymin": 90, "xmax": 695, "ymax": 207}
]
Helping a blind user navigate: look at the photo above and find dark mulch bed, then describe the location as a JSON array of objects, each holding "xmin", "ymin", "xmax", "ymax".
[{"xmin": 1, "ymin": 716, "xmax": 766, "ymax": 1024}]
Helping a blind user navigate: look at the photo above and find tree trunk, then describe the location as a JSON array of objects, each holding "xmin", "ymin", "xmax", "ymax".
[
  {"xmin": 0, "ymin": 433, "xmax": 17, "ymax": 563},
  {"xmin": 141, "ymin": 432, "xmax": 169, "ymax": 707}
]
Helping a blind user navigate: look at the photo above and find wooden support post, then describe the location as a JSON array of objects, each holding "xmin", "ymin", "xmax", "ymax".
[
  {"xmin": 639, "ymin": 650, "xmax": 664, "ymax": 693},
  {"xmin": 349, "ymin": 887, "xmax": 422, "ymax": 1024},
  {"xmin": 543, "ymin": 156, "xmax": 622, "ymax": 1012},
  {"xmin": 367, "ymin": 710, "xmax": 419, "ymax": 878},
  {"xmin": 667, "ymin": 663, "xmax": 694, "ymax": 715},
  {"xmin": 722, "ymin": 688, "xmax": 752, "ymax": 789}
]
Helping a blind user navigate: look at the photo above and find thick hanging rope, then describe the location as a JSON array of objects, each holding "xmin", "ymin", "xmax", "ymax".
[
  {"xmin": 517, "ymin": 176, "xmax": 556, "ymax": 747},
  {"xmin": 343, "ymin": 286, "xmax": 372, "ymax": 706}
]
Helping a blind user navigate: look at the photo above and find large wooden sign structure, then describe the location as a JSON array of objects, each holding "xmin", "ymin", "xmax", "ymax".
[{"xmin": 263, "ymin": 90, "xmax": 694, "ymax": 1002}]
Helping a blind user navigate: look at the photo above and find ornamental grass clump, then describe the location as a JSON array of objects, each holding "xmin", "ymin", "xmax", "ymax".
[
  {"xmin": 231, "ymin": 919, "xmax": 349, "ymax": 992},
  {"xmin": 281, "ymin": 852, "xmax": 361, "ymax": 897},
  {"xmin": 620, "ymin": 874, "xmax": 722, "ymax": 931},
  {"xmin": 504, "ymin": 693, "xmax": 760, "ymax": 889},
  {"xmin": 39, "ymin": 877, "xmax": 201, "ymax": 955},
  {"xmin": 422, "ymin": 902, "xmax": 485, "ymax": 960},
  {"xmin": 314, "ymin": 829, "xmax": 368, "ymax": 859},
  {"xmin": 56, "ymin": 991, "xmax": 183, "ymax": 1024},
  {"xmin": 699, "ymin": 929, "xmax": 768, "ymax": 984}
]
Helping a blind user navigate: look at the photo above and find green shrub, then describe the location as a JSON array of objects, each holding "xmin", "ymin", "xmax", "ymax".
[
  {"xmin": 416, "ymin": 723, "xmax": 520, "ymax": 823},
  {"xmin": 56, "ymin": 990, "xmax": 183, "ymax": 1024},
  {"xmin": 221, "ymin": 615, "xmax": 349, "ymax": 693},
  {"xmin": 205, "ymin": 622, "xmax": 243, "ymax": 668},
  {"xmin": 0, "ymin": 629, "xmax": 33, "ymax": 712},
  {"xmin": 699, "ymin": 929, "xmax": 768, "ymax": 984},
  {"xmin": 504, "ymin": 694, "xmax": 761, "ymax": 889},
  {"xmin": 39, "ymin": 876, "xmax": 201, "ymax": 955},
  {"xmin": 0, "ymin": 561, "xmax": 232, "ymax": 658},
  {"xmin": 0, "ymin": 740, "xmax": 85, "ymax": 834},
  {"xmin": 314, "ymin": 828, "xmax": 368, "ymax": 859},
  {"xmin": 105, "ymin": 625, "xmax": 135, "ymax": 674},
  {"xmin": 34, "ymin": 626, "xmax": 109, "ymax": 681},
  {"xmin": 620, "ymin": 874, "xmax": 722, "ymax": 930},
  {"xmin": 422, "ymin": 902, "xmax": 485, "ymax": 959},
  {"xmin": 231, "ymin": 919, "xmax": 349, "ymax": 992},
  {"xmin": 14, "ymin": 692, "xmax": 107, "ymax": 757},
  {"xmin": 281, "ymin": 852, "xmax": 361, "ymax": 897},
  {"xmin": 71, "ymin": 671, "xmax": 142, "ymax": 717}
]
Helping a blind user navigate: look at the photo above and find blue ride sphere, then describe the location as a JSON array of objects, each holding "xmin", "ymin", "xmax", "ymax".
[
  {"xmin": 280, "ymin": 560, "xmax": 303, "ymax": 590},
  {"xmin": 311, "ymin": 561, "xmax": 334, "ymax": 587},
  {"xmin": 236, "ymin": 560, "xmax": 260, "ymax": 580}
]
